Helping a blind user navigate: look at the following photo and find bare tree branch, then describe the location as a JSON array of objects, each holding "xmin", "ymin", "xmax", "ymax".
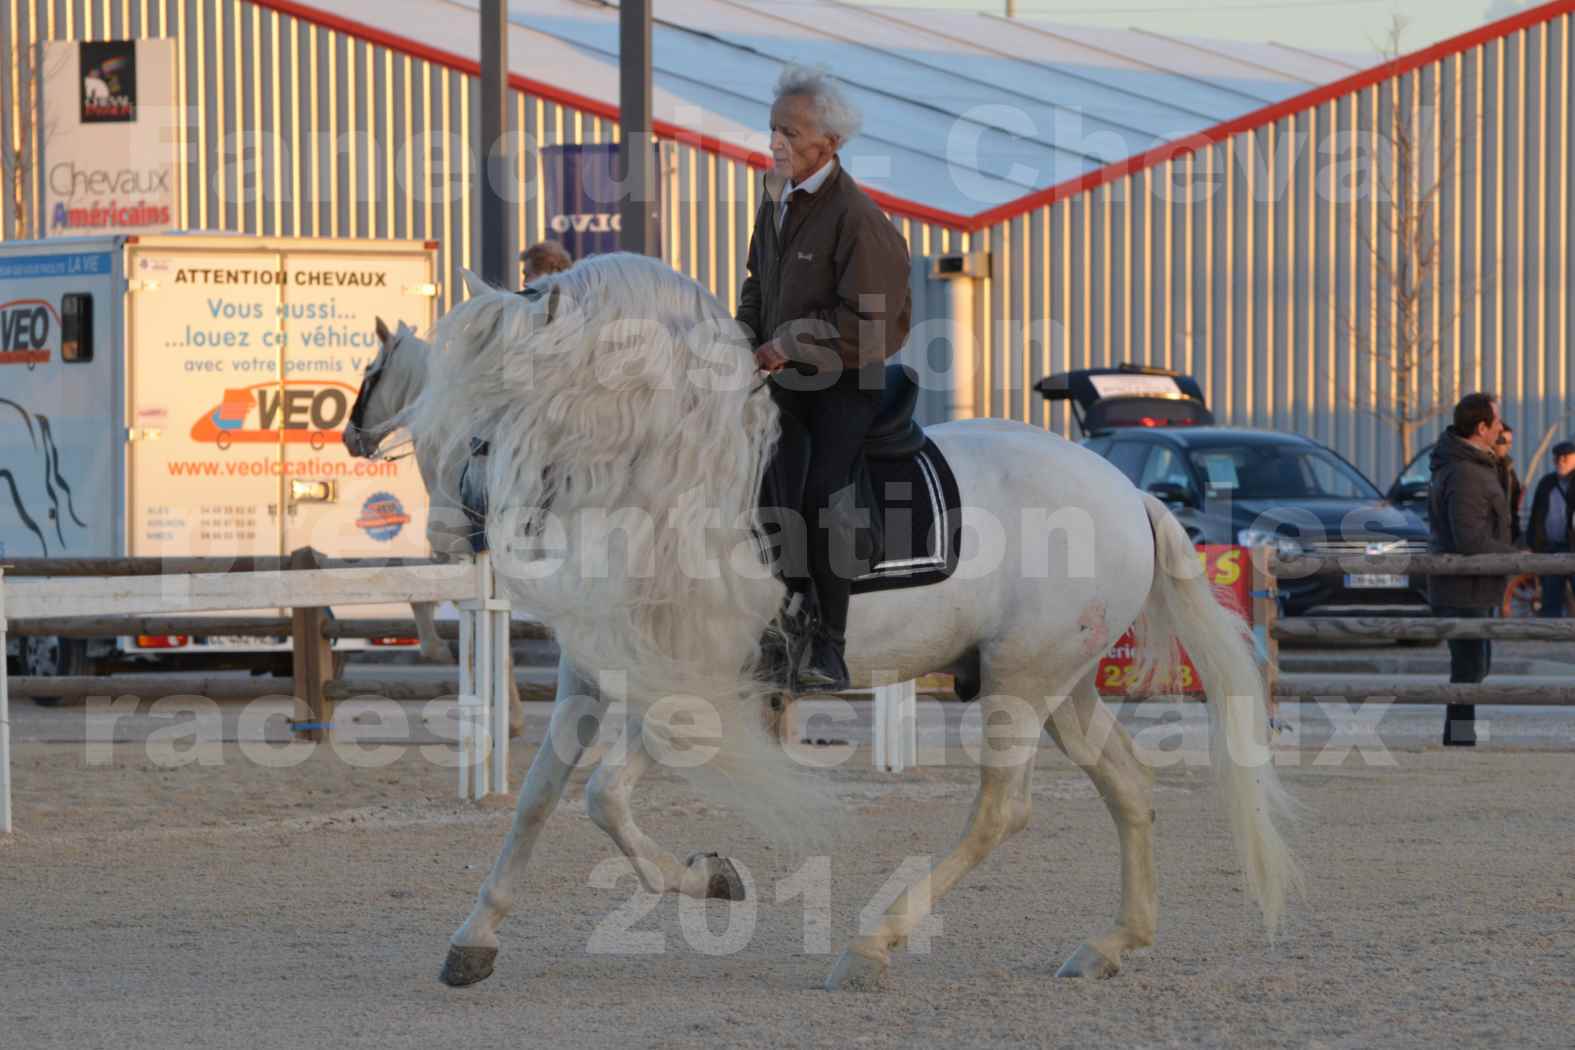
[{"xmin": 1327, "ymin": 14, "xmax": 1486, "ymax": 467}]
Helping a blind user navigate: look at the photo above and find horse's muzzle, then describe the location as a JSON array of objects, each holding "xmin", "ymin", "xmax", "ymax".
[{"xmin": 342, "ymin": 424, "xmax": 374, "ymax": 458}]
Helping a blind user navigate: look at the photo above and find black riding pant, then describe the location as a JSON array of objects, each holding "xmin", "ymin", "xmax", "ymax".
[
  {"xmin": 1432, "ymin": 603, "xmax": 1493, "ymax": 746},
  {"xmin": 769, "ymin": 373, "xmax": 881, "ymax": 636}
]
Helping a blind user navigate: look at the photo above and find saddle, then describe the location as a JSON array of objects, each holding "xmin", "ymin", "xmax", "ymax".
[{"xmin": 758, "ymin": 363, "xmax": 961, "ymax": 597}]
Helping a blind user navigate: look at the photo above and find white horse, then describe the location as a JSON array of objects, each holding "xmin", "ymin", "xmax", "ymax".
[
  {"xmin": 411, "ymin": 254, "xmax": 1300, "ymax": 991},
  {"xmin": 343, "ymin": 319, "xmax": 524, "ymax": 737}
]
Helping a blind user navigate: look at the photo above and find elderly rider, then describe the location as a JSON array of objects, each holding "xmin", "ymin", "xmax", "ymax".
[{"xmin": 736, "ymin": 65, "xmax": 913, "ymax": 692}]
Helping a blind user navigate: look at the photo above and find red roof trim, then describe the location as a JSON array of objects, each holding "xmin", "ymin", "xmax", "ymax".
[
  {"xmin": 251, "ymin": 0, "xmax": 1573, "ymax": 233},
  {"xmin": 965, "ymin": 0, "xmax": 1575, "ymax": 231}
]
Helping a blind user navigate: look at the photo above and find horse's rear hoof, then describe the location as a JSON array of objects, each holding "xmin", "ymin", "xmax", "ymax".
[
  {"xmin": 687, "ymin": 852, "xmax": 747, "ymax": 901},
  {"xmin": 824, "ymin": 948, "xmax": 888, "ymax": 992},
  {"xmin": 440, "ymin": 945, "xmax": 498, "ymax": 987},
  {"xmin": 707, "ymin": 858, "xmax": 746, "ymax": 901},
  {"xmin": 1056, "ymin": 943, "xmax": 1120, "ymax": 979}
]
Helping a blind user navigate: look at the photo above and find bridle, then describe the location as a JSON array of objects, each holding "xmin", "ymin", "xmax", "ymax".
[{"xmin": 347, "ymin": 341, "xmax": 414, "ymax": 462}]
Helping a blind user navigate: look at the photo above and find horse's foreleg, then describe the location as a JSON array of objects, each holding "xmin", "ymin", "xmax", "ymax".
[
  {"xmin": 1044, "ymin": 671, "xmax": 1157, "ymax": 979},
  {"xmin": 442, "ymin": 659, "xmax": 603, "ymax": 987},
  {"xmin": 411, "ymin": 601, "xmax": 456, "ymax": 665},
  {"xmin": 584, "ymin": 717, "xmax": 746, "ymax": 901},
  {"xmin": 826, "ymin": 689, "xmax": 1047, "ymax": 992}
]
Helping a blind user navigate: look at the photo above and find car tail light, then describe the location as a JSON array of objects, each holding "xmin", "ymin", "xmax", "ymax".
[
  {"xmin": 136, "ymin": 634, "xmax": 190, "ymax": 649},
  {"xmin": 370, "ymin": 636, "xmax": 419, "ymax": 647}
]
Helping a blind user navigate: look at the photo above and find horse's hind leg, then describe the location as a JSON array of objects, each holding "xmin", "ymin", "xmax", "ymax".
[
  {"xmin": 442, "ymin": 659, "xmax": 604, "ymax": 987},
  {"xmin": 826, "ymin": 683, "xmax": 1050, "ymax": 992},
  {"xmin": 1044, "ymin": 670, "xmax": 1157, "ymax": 979},
  {"xmin": 584, "ymin": 716, "xmax": 746, "ymax": 901}
]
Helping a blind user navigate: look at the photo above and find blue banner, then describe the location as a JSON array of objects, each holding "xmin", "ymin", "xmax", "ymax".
[
  {"xmin": 0, "ymin": 251, "xmax": 114, "ymax": 280},
  {"xmin": 541, "ymin": 143, "xmax": 660, "ymax": 261}
]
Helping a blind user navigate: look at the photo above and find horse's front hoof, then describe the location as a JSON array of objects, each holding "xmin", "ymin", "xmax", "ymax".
[
  {"xmin": 825, "ymin": 948, "xmax": 888, "ymax": 992},
  {"xmin": 687, "ymin": 852, "xmax": 747, "ymax": 901},
  {"xmin": 440, "ymin": 944, "xmax": 498, "ymax": 987},
  {"xmin": 1055, "ymin": 943, "xmax": 1120, "ymax": 979}
]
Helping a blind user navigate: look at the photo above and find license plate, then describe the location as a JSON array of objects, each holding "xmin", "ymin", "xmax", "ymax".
[
  {"xmin": 199, "ymin": 634, "xmax": 289, "ymax": 649},
  {"xmin": 1345, "ymin": 574, "xmax": 1409, "ymax": 589}
]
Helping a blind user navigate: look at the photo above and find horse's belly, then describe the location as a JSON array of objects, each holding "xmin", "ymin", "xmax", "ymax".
[{"xmin": 847, "ymin": 420, "xmax": 1155, "ymax": 682}]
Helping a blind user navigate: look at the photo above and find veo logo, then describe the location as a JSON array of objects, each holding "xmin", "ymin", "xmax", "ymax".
[
  {"xmin": 0, "ymin": 299, "xmax": 58, "ymax": 367},
  {"xmin": 190, "ymin": 380, "xmax": 357, "ymax": 450}
]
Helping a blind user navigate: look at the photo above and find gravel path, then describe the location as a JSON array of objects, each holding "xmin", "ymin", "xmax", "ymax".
[{"xmin": 2, "ymin": 696, "xmax": 1571, "ymax": 1050}]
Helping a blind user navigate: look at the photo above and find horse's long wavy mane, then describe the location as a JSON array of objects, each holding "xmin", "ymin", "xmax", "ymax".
[{"xmin": 406, "ymin": 253, "xmax": 836, "ymax": 840}]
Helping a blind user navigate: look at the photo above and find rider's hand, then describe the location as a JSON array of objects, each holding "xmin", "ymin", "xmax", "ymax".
[{"xmin": 754, "ymin": 340, "xmax": 789, "ymax": 373}]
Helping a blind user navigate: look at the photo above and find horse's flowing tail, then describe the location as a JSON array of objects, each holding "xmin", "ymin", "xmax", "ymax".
[{"xmin": 1133, "ymin": 494, "xmax": 1303, "ymax": 935}]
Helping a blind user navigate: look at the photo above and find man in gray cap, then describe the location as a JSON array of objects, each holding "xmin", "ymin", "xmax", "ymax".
[{"xmin": 1526, "ymin": 439, "xmax": 1575, "ymax": 616}]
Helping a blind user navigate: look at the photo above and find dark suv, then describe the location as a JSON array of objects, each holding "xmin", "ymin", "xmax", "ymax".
[{"xmin": 1083, "ymin": 427, "xmax": 1431, "ymax": 615}]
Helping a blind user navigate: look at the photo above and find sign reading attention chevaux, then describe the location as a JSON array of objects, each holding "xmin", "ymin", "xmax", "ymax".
[{"xmin": 42, "ymin": 38, "xmax": 178, "ymax": 236}]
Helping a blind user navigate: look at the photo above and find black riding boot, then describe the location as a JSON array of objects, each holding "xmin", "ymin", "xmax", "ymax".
[
  {"xmin": 797, "ymin": 484, "xmax": 862, "ymax": 694},
  {"xmin": 759, "ymin": 591, "xmax": 813, "ymax": 690},
  {"xmin": 797, "ymin": 621, "xmax": 850, "ymax": 693}
]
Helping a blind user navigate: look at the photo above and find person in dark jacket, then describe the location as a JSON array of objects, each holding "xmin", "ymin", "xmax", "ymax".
[
  {"xmin": 1428, "ymin": 392, "xmax": 1517, "ymax": 746},
  {"xmin": 1525, "ymin": 439, "xmax": 1575, "ymax": 616},
  {"xmin": 736, "ymin": 65, "xmax": 913, "ymax": 692},
  {"xmin": 519, "ymin": 240, "xmax": 572, "ymax": 284},
  {"xmin": 1493, "ymin": 424, "xmax": 1525, "ymax": 545}
]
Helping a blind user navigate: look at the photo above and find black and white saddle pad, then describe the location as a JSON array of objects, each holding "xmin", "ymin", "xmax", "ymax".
[{"xmin": 851, "ymin": 437, "xmax": 962, "ymax": 595}]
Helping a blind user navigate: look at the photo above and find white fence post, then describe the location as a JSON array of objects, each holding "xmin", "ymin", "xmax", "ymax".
[
  {"xmin": 457, "ymin": 591, "xmax": 477, "ymax": 801},
  {"xmin": 2, "ymin": 566, "xmax": 12, "ymax": 835},
  {"xmin": 457, "ymin": 553, "xmax": 508, "ymax": 802},
  {"xmin": 488, "ymin": 561, "xmax": 510, "ymax": 794},
  {"xmin": 473, "ymin": 554, "xmax": 493, "ymax": 800},
  {"xmin": 873, "ymin": 679, "xmax": 917, "ymax": 774}
]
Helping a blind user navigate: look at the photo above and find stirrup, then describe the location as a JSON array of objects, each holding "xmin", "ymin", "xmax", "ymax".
[
  {"xmin": 796, "ymin": 626, "xmax": 850, "ymax": 694},
  {"xmin": 760, "ymin": 592, "xmax": 812, "ymax": 689}
]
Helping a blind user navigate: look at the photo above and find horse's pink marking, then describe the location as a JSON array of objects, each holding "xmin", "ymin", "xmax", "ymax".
[{"xmin": 1077, "ymin": 598, "xmax": 1110, "ymax": 657}]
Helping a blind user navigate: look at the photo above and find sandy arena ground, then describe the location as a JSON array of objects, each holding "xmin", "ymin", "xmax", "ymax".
[{"xmin": 2, "ymin": 694, "xmax": 1572, "ymax": 1050}]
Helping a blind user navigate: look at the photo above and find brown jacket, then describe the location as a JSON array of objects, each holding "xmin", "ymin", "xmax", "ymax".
[{"xmin": 736, "ymin": 160, "xmax": 911, "ymax": 389}]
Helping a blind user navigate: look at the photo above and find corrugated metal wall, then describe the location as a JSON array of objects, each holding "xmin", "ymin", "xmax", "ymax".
[
  {"xmin": 978, "ymin": 12, "xmax": 1573, "ymax": 484},
  {"xmin": 0, "ymin": 0, "xmax": 959, "ymax": 319},
  {"xmin": 6, "ymin": 1, "xmax": 1566, "ymax": 485}
]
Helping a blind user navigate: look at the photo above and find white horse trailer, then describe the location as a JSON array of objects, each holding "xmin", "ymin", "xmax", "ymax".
[{"xmin": 0, "ymin": 234, "xmax": 439, "ymax": 685}]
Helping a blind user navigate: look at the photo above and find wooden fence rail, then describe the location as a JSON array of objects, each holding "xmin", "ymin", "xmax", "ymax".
[
  {"xmin": 1258, "ymin": 549, "xmax": 1575, "ymax": 712},
  {"xmin": 3, "ymin": 564, "xmax": 472, "ymax": 620},
  {"xmin": 1271, "ymin": 552, "xmax": 1575, "ymax": 576},
  {"xmin": 7, "ymin": 616, "xmax": 554, "ymax": 641},
  {"xmin": 1275, "ymin": 677, "xmax": 1575, "ymax": 706},
  {"xmin": 4, "ymin": 675, "xmax": 557, "ymax": 703},
  {"xmin": 0, "ymin": 556, "xmax": 439, "ymax": 577},
  {"xmin": 1272, "ymin": 617, "xmax": 1575, "ymax": 642}
]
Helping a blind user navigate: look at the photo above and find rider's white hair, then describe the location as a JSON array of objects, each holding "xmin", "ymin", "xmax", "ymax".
[
  {"xmin": 774, "ymin": 64, "xmax": 861, "ymax": 144},
  {"xmin": 405, "ymin": 254, "xmax": 839, "ymax": 845}
]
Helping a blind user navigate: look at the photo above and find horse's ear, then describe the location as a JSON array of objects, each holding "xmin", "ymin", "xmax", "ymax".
[
  {"xmin": 396, "ymin": 320, "xmax": 415, "ymax": 339},
  {"xmin": 374, "ymin": 316, "xmax": 391, "ymax": 344},
  {"xmin": 460, "ymin": 269, "xmax": 491, "ymax": 298}
]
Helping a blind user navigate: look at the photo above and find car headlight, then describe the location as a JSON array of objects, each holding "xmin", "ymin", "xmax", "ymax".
[{"xmin": 1236, "ymin": 528, "xmax": 1304, "ymax": 558}]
